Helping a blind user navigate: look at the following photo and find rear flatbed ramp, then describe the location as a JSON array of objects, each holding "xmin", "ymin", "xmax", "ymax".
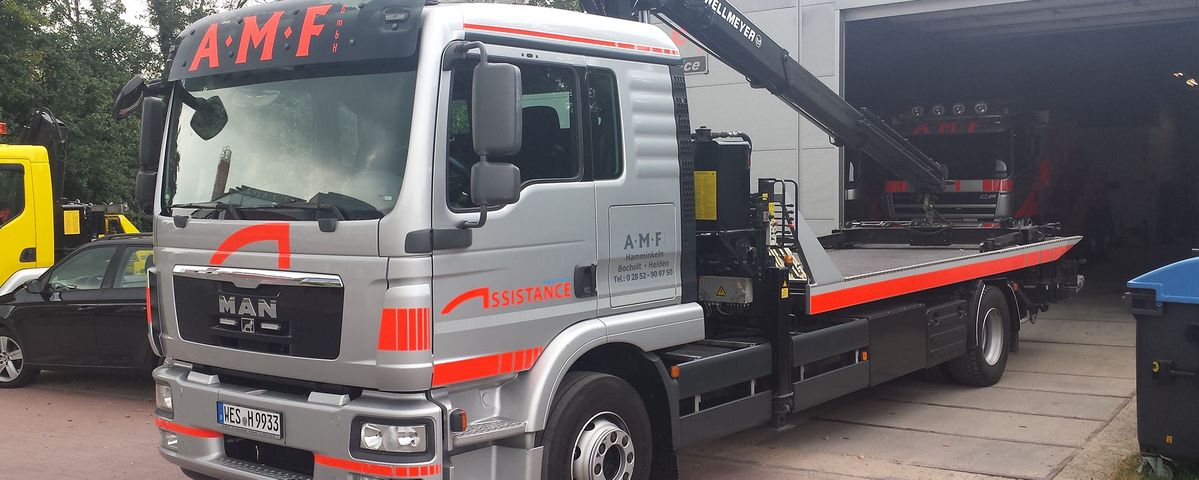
[{"xmin": 808, "ymin": 236, "xmax": 1081, "ymax": 314}]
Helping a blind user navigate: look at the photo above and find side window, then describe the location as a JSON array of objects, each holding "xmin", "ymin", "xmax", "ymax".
[
  {"xmin": 114, "ymin": 247, "xmax": 154, "ymax": 289},
  {"xmin": 446, "ymin": 60, "xmax": 580, "ymax": 210},
  {"xmin": 588, "ymin": 70, "xmax": 623, "ymax": 180},
  {"xmin": 45, "ymin": 246, "xmax": 117, "ymax": 291},
  {"xmin": 0, "ymin": 165, "xmax": 25, "ymax": 228}
]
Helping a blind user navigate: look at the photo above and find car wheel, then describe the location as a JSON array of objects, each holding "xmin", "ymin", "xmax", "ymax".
[
  {"xmin": 542, "ymin": 372, "xmax": 653, "ymax": 480},
  {"xmin": 0, "ymin": 330, "xmax": 40, "ymax": 388},
  {"xmin": 947, "ymin": 286, "xmax": 1010, "ymax": 387}
]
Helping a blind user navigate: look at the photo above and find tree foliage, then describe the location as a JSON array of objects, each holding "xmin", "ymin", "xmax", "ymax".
[{"xmin": 1, "ymin": 0, "xmax": 153, "ymax": 204}]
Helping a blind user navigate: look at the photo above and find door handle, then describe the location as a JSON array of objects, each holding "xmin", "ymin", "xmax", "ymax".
[{"xmin": 574, "ymin": 264, "xmax": 597, "ymax": 298}]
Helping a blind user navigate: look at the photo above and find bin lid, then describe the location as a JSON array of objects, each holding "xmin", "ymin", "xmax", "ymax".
[{"xmin": 1128, "ymin": 257, "xmax": 1199, "ymax": 305}]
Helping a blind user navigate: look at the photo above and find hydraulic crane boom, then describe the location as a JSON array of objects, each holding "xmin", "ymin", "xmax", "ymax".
[{"xmin": 582, "ymin": 0, "xmax": 948, "ymax": 194}]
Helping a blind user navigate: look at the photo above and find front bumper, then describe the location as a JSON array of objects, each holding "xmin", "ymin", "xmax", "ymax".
[{"xmin": 154, "ymin": 363, "xmax": 445, "ymax": 480}]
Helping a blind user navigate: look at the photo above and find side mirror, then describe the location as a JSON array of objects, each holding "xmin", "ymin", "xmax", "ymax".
[
  {"xmin": 457, "ymin": 42, "xmax": 524, "ymax": 230},
  {"xmin": 23, "ymin": 279, "xmax": 40, "ymax": 294},
  {"xmin": 470, "ymin": 51, "xmax": 522, "ymax": 156},
  {"xmin": 135, "ymin": 97, "xmax": 166, "ymax": 215},
  {"xmin": 470, "ymin": 161, "xmax": 521, "ymax": 208},
  {"xmin": 114, "ymin": 75, "xmax": 147, "ymax": 120}
]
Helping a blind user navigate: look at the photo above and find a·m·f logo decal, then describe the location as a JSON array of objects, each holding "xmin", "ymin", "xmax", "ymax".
[{"xmin": 210, "ymin": 223, "xmax": 291, "ymax": 269}]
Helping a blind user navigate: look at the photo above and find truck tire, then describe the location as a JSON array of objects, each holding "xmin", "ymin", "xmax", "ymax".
[
  {"xmin": 947, "ymin": 286, "xmax": 1010, "ymax": 387},
  {"xmin": 0, "ymin": 329, "xmax": 39, "ymax": 388},
  {"xmin": 542, "ymin": 372, "xmax": 653, "ymax": 480}
]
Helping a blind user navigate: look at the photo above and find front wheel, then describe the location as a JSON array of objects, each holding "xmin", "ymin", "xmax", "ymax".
[
  {"xmin": 542, "ymin": 372, "xmax": 653, "ymax": 480},
  {"xmin": 0, "ymin": 330, "xmax": 39, "ymax": 388},
  {"xmin": 947, "ymin": 286, "xmax": 1010, "ymax": 387}
]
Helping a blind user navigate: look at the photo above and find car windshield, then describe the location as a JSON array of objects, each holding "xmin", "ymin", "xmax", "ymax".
[
  {"xmin": 911, "ymin": 132, "xmax": 1012, "ymax": 180},
  {"xmin": 163, "ymin": 63, "xmax": 418, "ymax": 220}
]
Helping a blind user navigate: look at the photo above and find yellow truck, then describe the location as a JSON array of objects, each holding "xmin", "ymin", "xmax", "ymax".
[{"xmin": 0, "ymin": 111, "xmax": 138, "ymax": 295}]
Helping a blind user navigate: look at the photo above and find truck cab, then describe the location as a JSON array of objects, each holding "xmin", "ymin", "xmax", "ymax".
[
  {"xmin": 134, "ymin": 2, "xmax": 691, "ymax": 478},
  {"xmin": 883, "ymin": 104, "xmax": 1038, "ymax": 223},
  {"xmin": 0, "ymin": 142, "xmax": 58, "ymax": 294}
]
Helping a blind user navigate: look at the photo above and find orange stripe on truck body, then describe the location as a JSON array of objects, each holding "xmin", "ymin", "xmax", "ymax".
[
  {"xmin": 313, "ymin": 454, "xmax": 441, "ymax": 478},
  {"xmin": 809, "ymin": 244, "xmax": 1072, "ymax": 314},
  {"xmin": 378, "ymin": 308, "xmax": 431, "ymax": 351},
  {"xmin": 154, "ymin": 417, "xmax": 223, "ymax": 439},
  {"xmin": 432, "ymin": 347, "xmax": 543, "ymax": 387}
]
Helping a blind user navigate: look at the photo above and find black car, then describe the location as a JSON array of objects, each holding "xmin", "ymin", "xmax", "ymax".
[{"xmin": 0, "ymin": 234, "xmax": 155, "ymax": 387}]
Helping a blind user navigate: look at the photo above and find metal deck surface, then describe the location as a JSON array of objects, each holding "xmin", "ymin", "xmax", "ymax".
[{"xmin": 824, "ymin": 245, "xmax": 980, "ymax": 280}]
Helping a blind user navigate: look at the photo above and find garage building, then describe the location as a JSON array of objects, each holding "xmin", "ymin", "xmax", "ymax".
[{"xmin": 668, "ymin": 0, "xmax": 1199, "ymax": 251}]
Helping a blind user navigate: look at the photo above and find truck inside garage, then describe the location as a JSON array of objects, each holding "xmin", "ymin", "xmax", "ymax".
[{"xmin": 843, "ymin": 1, "xmax": 1199, "ymax": 264}]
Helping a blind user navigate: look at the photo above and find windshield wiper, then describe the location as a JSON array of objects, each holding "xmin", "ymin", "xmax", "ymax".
[
  {"xmin": 262, "ymin": 201, "xmax": 347, "ymax": 220},
  {"xmin": 168, "ymin": 201, "xmax": 242, "ymax": 220}
]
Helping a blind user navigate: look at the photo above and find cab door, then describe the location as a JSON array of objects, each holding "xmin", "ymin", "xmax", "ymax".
[
  {"xmin": 0, "ymin": 162, "xmax": 35, "ymax": 284},
  {"xmin": 10, "ymin": 245, "xmax": 117, "ymax": 366},
  {"xmin": 96, "ymin": 246, "xmax": 156, "ymax": 368},
  {"xmin": 430, "ymin": 48, "xmax": 598, "ymax": 384}
]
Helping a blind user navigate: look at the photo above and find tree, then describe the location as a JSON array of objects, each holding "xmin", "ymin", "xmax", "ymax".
[{"xmin": 0, "ymin": 0, "xmax": 51, "ymax": 134}]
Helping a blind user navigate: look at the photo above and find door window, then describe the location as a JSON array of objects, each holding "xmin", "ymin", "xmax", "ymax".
[
  {"xmin": 45, "ymin": 247, "xmax": 117, "ymax": 291},
  {"xmin": 587, "ymin": 70, "xmax": 622, "ymax": 180},
  {"xmin": 114, "ymin": 248, "xmax": 153, "ymax": 288},
  {"xmin": 446, "ymin": 60, "xmax": 581, "ymax": 210},
  {"xmin": 0, "ymin": 166, "xmax": 24, "ymax": 227}
]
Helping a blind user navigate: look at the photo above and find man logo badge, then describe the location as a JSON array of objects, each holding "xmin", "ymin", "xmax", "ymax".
[{"xmin": 240, "ymin": 318, "xmax": 256, "ymax": 334}]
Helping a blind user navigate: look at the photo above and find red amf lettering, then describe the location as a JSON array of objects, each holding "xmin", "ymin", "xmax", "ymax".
[
  {"xmin": 297, "ymin": 4, "xmax": 332, "ymax": 57},
  {"xmin": 237, "ymin": 11, "xmax": 284, "ymax": 64},
  {"xmin": 189, "ymin": 23, "xmax": 221, "ymax": 71}
]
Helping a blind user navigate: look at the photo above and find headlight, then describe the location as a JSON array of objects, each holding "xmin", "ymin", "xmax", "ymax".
[
  {"xmin": 359, "ymin": 423, "xmax": 426, "ymax": 453},
  {"xmin": 931, "ymin": 104, "xmax": 946, "ymax": 117},
  {"xmin": 155, "ymin": 383, "xmax": 173, "ymax": 412},
  {"xmin": 910, "ymin": 105, "xmax": 925, "ymax": 118},
  {"xmin": 952, "ymin": 103, "xmax": 967, "ymax": 116},
  {"xmin": 974, "ymin": 101, "xmax": 988, "ymax": 114}
]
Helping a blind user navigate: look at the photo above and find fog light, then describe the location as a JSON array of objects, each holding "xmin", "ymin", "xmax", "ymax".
[
  {"xmin": 155, "ymin": 383, "xmax": 173, "ymax": 412},
  {"xmin": 160, "ymin": 430, "xmax": 180, "ymax": 451},
  {"xmin": 359, "ymin": 423, "xmax": 426, "ymax": 453}
]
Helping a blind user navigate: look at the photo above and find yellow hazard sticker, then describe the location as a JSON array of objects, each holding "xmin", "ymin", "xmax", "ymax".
[
  {"xmin": 63, "ymin": 210, "xmax": 81, "ymax": 235},
  {"xmin": 695, "ymin": 171, "xmax": 717, "ymax": 221},
  {"xmin": 781, "ymin": 281, "xmax": 789, "ymax": 298},
  {"xmin": 715, "ymin": 286, "xmax": 727, "ymax": 297}
]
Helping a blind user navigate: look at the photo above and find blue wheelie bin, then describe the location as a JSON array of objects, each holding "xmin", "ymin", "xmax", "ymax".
[{"xmin": 1127, "ymin": 257, "xmax": 1199, "ymax": 477}]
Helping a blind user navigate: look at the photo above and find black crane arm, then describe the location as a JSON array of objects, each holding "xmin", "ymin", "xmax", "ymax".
[{"xmin": 582, "ymin": 0, "xmax": 948, "ymax": 194}]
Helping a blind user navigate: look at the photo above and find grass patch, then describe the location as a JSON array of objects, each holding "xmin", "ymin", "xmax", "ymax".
[{"xmin": 1114, "ymin": 453, "xmax": 1199, "ymax": 480}]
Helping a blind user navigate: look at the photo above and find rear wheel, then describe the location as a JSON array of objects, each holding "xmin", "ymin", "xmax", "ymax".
[
  {"xmin": 0, "ymin": 330, "xmax": 39, "ymax": 388},
  {"xmin": 542, "ymin": 372, "xmax": 653, "ymax": 480},
  {"xmin": 947, "ymin": 286, "xmax": 1010, "ymax": 387}
]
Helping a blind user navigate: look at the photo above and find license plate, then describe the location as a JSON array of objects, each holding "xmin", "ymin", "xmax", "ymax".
[{"xmin": 217, "ymin": 401, "xmax": 282, "ymax": 438}]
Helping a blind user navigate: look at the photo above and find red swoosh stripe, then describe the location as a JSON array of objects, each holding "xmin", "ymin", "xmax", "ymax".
[
  {"xmin": 432, "ymin": 347, "xmax": 543, "ymax": 387},
  {"xmin": 464, "ymin": 23, "xmax": 679, "ymax": 56}
]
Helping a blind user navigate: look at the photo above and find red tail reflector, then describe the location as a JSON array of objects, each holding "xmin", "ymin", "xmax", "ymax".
[{"xmin": 0, "ymin": 122, "xmax": 7, "ymax": 135}]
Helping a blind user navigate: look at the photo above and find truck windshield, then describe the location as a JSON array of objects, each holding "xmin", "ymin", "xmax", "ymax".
[
  {"xmin": 911, "ymin": 133, "xmax": 1012, "ymax": 180},
  {"xmin": 164, "ymin": 64, "xmax": 418, "ymax": 220}
]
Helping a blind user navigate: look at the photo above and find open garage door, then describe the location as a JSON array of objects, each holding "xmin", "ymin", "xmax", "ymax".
[{"xmin": 844, "ymin": 0, "xmax": 1199, "ymax": 265}]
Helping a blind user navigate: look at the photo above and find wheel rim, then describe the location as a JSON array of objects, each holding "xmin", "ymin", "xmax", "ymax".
[
  {"xmin": 0, "ymin": 336, "xmax": 23, "ymax": 382},
  {"xmin": 980, "ymin": 307, "xmax": 1004, "ymax": 366},
  {"xmin": 571, "ymin": 411, "xmax": 635, "ymax": 480}
]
